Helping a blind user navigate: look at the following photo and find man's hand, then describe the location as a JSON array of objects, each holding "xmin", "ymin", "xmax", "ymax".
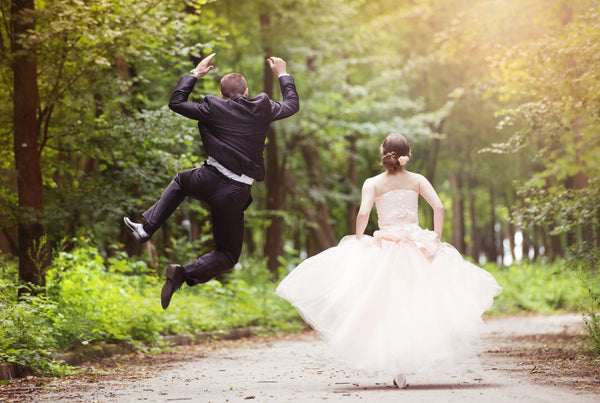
[
  {"xmin": 192, "ymin": 53, "xmax": 216, "ymax": 78},
  {"xmin": 267, "ymin": 57, "xmax": 287, "ymax": 76}
]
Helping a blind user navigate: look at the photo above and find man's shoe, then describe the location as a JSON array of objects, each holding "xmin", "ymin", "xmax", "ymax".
[
  {"xmin": 161, "ymin": 264, "xmax": 185, "ymax": 309},
  {"xmin": 123, "ymin": 217, "xmax": 150, "ymax": 243}
]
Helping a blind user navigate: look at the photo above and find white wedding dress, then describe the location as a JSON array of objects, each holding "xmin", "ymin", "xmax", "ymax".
[{"xmin": 276, "ymin": 189, "xmax": 502, "ymax": 377}]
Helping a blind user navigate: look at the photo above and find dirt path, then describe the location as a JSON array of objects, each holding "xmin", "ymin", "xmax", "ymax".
[{"xmin": 4, "ymin": 314, "xmax": 599, "ymax": 402}]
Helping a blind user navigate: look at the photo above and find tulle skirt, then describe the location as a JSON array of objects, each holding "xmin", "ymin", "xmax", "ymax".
[{"xmin": 276, "ymin": 233, "xmax": 502, "ymax": 377}]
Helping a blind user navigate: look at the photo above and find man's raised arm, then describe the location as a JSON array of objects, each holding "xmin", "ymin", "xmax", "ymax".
[
  {"xmin": 168, "ymin": 53, "xmax": 216, "ymax": 120},
  {"xmin": 267, "ymin": 56, "xmax": 300, "ymax": 120}
]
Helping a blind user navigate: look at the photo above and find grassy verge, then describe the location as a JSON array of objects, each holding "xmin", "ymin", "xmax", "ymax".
[
  {"xmin": 0, "ymin": 240, "xmax": 303, "ymax": 376},
  {"xmin": 484, "ymin": 261, "xmax": 591, "ymax": 315},
  {"xmin": 0, "ymin": 241, "xmax": 596, "ymax": 376}
]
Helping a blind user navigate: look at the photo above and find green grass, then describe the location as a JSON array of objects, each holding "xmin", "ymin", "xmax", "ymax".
[
  {"xmin": 484, "ymin": 261, "xmax": 591, "ymax": 315},
  {"xmin": 1, "ymin": 241, "xmax": 597, "ymax": 376},
  {"xmin": 0, "ymin": 240, "xmax": 303, "ymax": 375}
]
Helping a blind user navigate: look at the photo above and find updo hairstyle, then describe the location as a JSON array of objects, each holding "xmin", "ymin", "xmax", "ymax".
[{"xmin": 380, "ymin": 133, "xmax": 411, "ymax": 173}]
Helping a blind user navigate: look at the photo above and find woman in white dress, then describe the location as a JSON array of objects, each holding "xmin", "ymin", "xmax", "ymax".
[{"xmin": 277, "ymin": 133, "xmax": 502, "ymax": 388}]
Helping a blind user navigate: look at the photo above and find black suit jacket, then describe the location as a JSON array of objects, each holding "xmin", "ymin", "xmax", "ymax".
[{"xmin": 168, "ymin": 75, "xmax": 299, "ymax": 181}]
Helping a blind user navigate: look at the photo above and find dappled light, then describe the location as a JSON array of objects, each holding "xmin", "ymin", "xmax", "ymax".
[{"xmin": 0, "ymin": 0, "xmax": 599, "ymax": 396}]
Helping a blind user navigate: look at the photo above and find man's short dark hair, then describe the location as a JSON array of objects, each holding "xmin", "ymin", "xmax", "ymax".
[{"xmin": 220, "ymin": 73, "xmax": 248, "ymax": 98}]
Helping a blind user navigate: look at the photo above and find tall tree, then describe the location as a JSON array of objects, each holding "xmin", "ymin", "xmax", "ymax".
[
  {"xmin": 10, "ymin": 0, "xmax": 49, "ymax": 290},
  {"xmin": 491, "ymin": 2, "xmax": 600, "ymax": 263},
  {"xmin": 1, "ymin": 0, "xmax": 222, "ymax": 272},
  {"xmin": 260, "ymin": 9, "xmax": 286, "ymax": 273}
]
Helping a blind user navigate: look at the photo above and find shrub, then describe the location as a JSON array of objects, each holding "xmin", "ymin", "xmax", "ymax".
[
  {"xmin": 4, "ymin": 240, "xmax": 596, "ymax": 376},
  {"xmin": 0, "ymin": 281, "xmax": 73, "ymax": 376},
  {"xmin": 484, "ymin": 261, "xmax": 590, "ymax": 315},
  {"xmin": 0, "ymin": 239, "xmax": 303, "ymax": 376}
]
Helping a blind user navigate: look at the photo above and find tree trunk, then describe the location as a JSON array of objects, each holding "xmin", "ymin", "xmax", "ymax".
[
  {"xmin": 448, "ymin": 169, "xmax": 465, "ymax": 253},
  {"xmin": 244, "ymin": 226, "xmax": 257, "ymax": 256},
  {"xmin": 424, "ymin": 137, "xmax": 440, "ymax": 229},
  {"xmin": 506, "ymin": 190, "xmax": 517, "ymax": 263},
  {"xmin": 467, "ymin": 176, "xmax": 481, "ymax": 262},
  {"xmin": 505, "ymin": 218, "xmax": 516, "ymax": 263},
  {"xmin": 535, "ymin": 225, "xmax": 546, "ymax": 261},
  {"xmin": 284, "ymin": 169, "xmax": 335, "ymax": 255},
  {"xmin": 300, "ymin": 143, "xmax": 337, "ymax": 247},
  {"xmin": 596, "ymin": 209, "xmax": 600, "ymax": 249},
  {"xmin": 522, "ymin": 227, "xmax": 532, "ymax": 261},
  {"xmin": 486, "ymin": 184, "xmax": 499, "ymax": 264},
  {"xmin": 261, "ymin": 12, "xmax": 284, "ymax": 274},
  {"xmin": 11, "ymin": 0, "xmax": 49, "ymax": 292},
  {"xmin": 549, "ymin": 230, "xmax": 563, "ymax": 262},
  {"xmin": 264, "ymin": 121, "xmax": 285, "ymax": 273},
  {"xmin": 347, "ymin": 135, "xmax": 358, "ymax": 234}
]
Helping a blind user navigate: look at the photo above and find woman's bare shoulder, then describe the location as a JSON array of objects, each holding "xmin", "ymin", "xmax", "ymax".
[{"xmin": 365, "ymin": 173, "xmax": 386, "ymax": 185}]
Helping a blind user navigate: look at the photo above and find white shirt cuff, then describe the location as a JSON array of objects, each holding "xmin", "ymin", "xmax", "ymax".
[{"xmin": 278, "ymin": 73, "xmax": 290, "ymax": 78}]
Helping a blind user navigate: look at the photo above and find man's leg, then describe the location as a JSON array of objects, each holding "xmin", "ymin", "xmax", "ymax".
[
  {"xmin": 183, "ymin": 181, "xmax": 251, "ymax": 285},
  {"xmin": 140, "ymin": 168, "xmax": 207, "ymax": 236},
  {"xmin": 126, "ymin": 169, "xmax": 204, "ymax": 243},
  {"xmin": 160, "ymin": 168, "xmax": 251, "ymax": 308}
]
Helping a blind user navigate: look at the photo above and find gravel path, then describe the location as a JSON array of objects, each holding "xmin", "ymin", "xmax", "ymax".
[{"xmin": 29, "ymin": 314, "xmax": 598, "ymax": 402}]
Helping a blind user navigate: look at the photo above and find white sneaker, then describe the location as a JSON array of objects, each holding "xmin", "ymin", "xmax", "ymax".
[{"xmin": 393, "ymin": 373, "xmax": 407, "ymax": 389}]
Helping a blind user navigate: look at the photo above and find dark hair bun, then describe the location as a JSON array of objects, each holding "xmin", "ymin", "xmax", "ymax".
[
  {"xmin": 382, "ymin": 152, "xmax": 401, "ymax": 172},
  {"xmin": 380, "ymin": 133, "xmax": 411, "ymax": 173}
]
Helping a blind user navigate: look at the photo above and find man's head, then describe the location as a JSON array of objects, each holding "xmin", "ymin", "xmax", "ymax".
[{"xmin": 220, "ymin": 73, "xmax": 249, "ymax": 99}]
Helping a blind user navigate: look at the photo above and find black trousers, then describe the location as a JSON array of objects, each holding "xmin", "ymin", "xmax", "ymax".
[{"xmin": 142, "ymin": 164, "xmax": 252, "ymax": 286}]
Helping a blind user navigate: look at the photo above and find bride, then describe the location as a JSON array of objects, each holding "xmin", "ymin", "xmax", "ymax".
[{"xmin": 276, "ymin": 133, "xmax": 502, "ymax": 388}]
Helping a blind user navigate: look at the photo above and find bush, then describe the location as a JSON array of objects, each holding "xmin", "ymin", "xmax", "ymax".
[
  {"xmin": 584, "ymin": 303, "xmax": 600, "ymax": 355},
  {"xmin": 484, "ymin": 261, "xmax": 590, "ymax": 315},
  {"xmin": 3, "ymin": 241, "xmax": 597, "ymax": 376},
  {"xmin": 0, "ymin": 239, "xmax": 303, "ymax": 376},
  {"xmin": 157, "ymin": 256, "xmax": 304, "ymax": 335},
  {"xmin": 46, "ymin": 245, "xmax": 165, "ymax": 347},
  {"xmin": 566, "ymin": 244, "xmax": 600, "ymax": 355},
  {"xmin": 0, "ymin": 281, "xmax": 73, "ymax": 376}
]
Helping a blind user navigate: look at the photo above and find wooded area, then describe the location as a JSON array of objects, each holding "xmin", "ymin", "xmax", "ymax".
[{"xmin": 1, "ymin": 0, "xmax": 599, "ymax": 287}]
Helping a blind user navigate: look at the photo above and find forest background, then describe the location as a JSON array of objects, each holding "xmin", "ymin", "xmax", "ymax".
[{"xmin": 1, "ymin": 0, "xmax": 599, "ymax": 375}]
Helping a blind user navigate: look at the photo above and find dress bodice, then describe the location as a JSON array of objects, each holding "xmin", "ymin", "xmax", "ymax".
[
  {"xmin": 375, "ymin": 189, "xmax": 419, "ymax": 231},
  {"xmin": 373, "ymin": 189, "xmax": 439, "ymax": 259}
]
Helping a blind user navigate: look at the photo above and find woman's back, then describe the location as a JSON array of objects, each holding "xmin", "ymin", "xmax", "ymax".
[
  {"xmin": 375, "ymin": 189, "xmax": 420, "ymax": 230},
  {"xmin": 369, "ymin": 170, "xmax": 421, "ymax": 198}
]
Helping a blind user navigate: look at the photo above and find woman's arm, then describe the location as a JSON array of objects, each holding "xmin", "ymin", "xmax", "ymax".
[
  {"xmin": 418, "ymin": 176, "xmax": 444, "ymax": 239},
  {"xmin": 355, "ymin": 179, "xmax": 376, "ymax": 240}
]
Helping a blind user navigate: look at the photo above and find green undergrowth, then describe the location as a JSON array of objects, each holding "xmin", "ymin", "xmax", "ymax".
[
  {"xmin": 0, "ymin": 240, "xmax": 303, "ymax": 376},
  {"xmin": 485, "ymin": 260, "xmax": 600, "ymax": 354},
  {"xmin": 484, "ymin": 261, "xmax": 592, "ymax": 315},
  {"xmin": 1, "ymin": 241, "xmax": 597, "ymax": 376}
]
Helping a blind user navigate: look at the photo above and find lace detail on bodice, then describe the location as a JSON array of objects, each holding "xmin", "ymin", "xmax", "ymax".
[
  {"xmin": 373, "ymin": 189, "xmax": 439, "ymax": 260},
  {"xmin": 375, "ymin": 189, "xmax": 419, "ymax": 230}
]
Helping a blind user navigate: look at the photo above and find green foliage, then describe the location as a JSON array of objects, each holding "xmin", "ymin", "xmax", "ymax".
[
  {"xmin": 3, "ymin": 238, "xmax": 599, "ymax": 375},
  {"xmin": 489, "ymin": 4, "xmax": 600, "ymax": 245},
  {"xmin": 0, "ymin": 240, "xmax": 302, "ymax": 375},
  {"xmin": 583, "ymin": 281, "xmax": 600, "ymax": 355},
  {"xmin": 0, "ymin": 0, "xmax": 223, "ymax": 251},
  {"xmin": 162, "ymin": 257, "xmax": 302, "ymax": 335},
  {"xmin": 566, "ymin": 246, "xmax": 600, "ymax": 355},
  {"xmin": 2, "ymin": 0, "xmax": 600, "ymax": 371},
  {"xmin": 0, "ymin": 282, "xmax": 73, "ymax": 376},
  {"xmin": 478, "ymin": 1, "xmax": 600, "ymax": 350},
  {"xmin": 46, "ymin": 242, "xmax": 164, "ymax": 345},
  {"xmin": 485, "ymin": 262, "xmax": 590, "ymax": 315}
]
